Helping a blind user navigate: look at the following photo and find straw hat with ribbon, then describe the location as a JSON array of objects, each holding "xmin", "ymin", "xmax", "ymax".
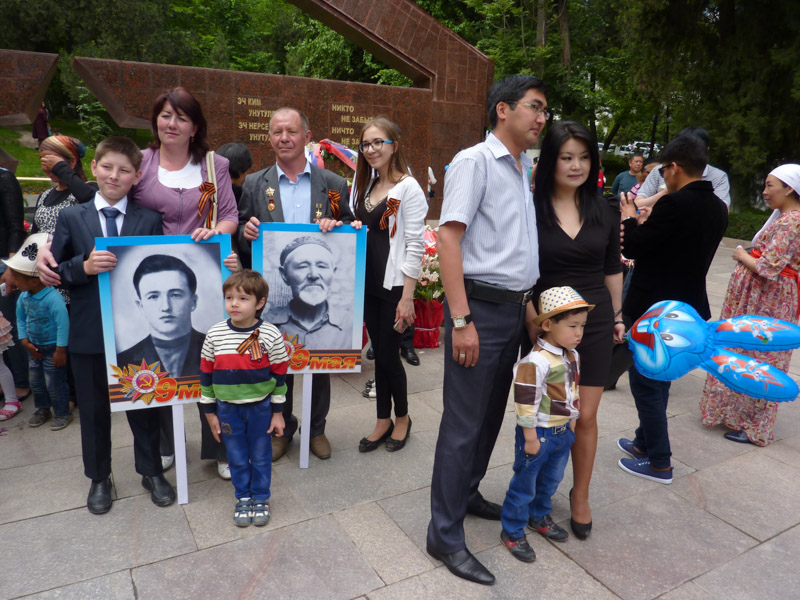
[{"xmin": 533, "ymin": 286, "xmax": 595, "ymax": 326}]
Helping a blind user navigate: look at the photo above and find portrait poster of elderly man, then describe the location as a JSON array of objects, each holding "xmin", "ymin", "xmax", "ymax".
[
  {"xmin": 255, "ymin": 223, "xmax": 365, "ymax": 362},
  {"xmin": 97, "ymin": 236, "xmax": 232, "ymax": 412}
]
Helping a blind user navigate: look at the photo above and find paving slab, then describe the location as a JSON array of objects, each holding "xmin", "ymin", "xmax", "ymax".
[
  {"xmin": 131, "ymin": 514, "xmax": 383, "ymax": 600},
  {"xmin": 657, "ymin": 581, "xmax": 718, "ymax": 599},
  {"xmin": 335, "ymin": 502, "xmax": 432, "ymax": 584},
  {"xmin": 692, "ymin": 524, "xmax": 800, "ymax": 599},
  {"xmin": 18, "ymin": 571, "xmax": 135, "ymax": 600},
  {"xmin": 0, "ymin": 495, "xmax": 196, "ymax": 599},
  {"xmin": 671, "ymin": 450, "xmax": 800, "ymax": 541},
  {"xmin": 562, "ymin": 488, "xmax": 757, "ymax": 600},
  {"xmin": 667, "ymin": 411, "xmax": 758, "ymax": 471},
  {"xmin": 180, "ymin": 472, "xmax": 312, "ymax": 549}
]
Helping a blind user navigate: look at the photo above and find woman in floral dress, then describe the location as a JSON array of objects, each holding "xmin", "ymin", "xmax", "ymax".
[{"xmin": 700, "ymin": 164, "xmax": 800, "ymax": 446}]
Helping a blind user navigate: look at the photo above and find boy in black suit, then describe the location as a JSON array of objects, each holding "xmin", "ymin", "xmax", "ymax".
[{"xmin": 50, "ymin": 136, "xmax": 174, "ymax": 514}]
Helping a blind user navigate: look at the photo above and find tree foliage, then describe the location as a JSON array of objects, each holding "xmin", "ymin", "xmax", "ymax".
[{"xmin": 4, "ymin": 0, "xmax": 799, "ymax": 207}]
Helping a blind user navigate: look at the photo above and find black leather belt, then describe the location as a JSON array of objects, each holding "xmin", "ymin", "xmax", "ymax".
[{"xmin": 464, "ymin": 278, "xmax": 534, "ymax": 305}]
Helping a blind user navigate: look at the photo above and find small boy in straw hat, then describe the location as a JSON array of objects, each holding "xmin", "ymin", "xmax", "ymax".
[{"xmin": 499, "ymin": 286, "xmax": 593, "ymax": 563}]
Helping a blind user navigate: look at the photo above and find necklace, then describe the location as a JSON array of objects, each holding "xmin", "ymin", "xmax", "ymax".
[{"xmin": 364, "ymin": 178, "xmax": 381, "ymax": 213}]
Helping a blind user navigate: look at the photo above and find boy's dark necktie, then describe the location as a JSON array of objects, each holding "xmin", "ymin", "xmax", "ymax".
[{"xmin": 100, "ymin": 207, "xmax": 120, "ymax": 237}]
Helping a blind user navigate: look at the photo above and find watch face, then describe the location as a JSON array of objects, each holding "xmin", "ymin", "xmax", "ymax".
[{"xmin": 453, "ymin": 316, "xmax": 465, "ymax": 327}]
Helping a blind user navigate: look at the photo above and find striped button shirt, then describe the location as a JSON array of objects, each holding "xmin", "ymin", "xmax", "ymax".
[
  {"xmin": 440, "ymin": 133, "xmax": 539, "ymax": 291},
  {"xmin": 513, "ymin": 337, "xmax": 580, "ymax": 429},
  {"xmin": 200, "ymin": 319, "xmax": 289, "ymax": 412}
]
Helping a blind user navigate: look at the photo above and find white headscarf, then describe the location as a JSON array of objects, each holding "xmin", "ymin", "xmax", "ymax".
[{"xmin": 751, "ymin": 163, "xmax": 800, "ymax": 244}]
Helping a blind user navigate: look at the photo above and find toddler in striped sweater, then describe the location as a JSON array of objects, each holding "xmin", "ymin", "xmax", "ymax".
[{"xmin": 201, "ymin": 270, "xmax": 289, "ymax": 527}]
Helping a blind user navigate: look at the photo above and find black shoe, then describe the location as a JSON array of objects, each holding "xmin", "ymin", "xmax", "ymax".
[
  {"xmin": 724, "ymin": 430, "xmax": 753, "ymax": 444},
  {"xmin": 359, "ymin": 422, "xmax": 393, "ymax": 452},
  {"xmin": 500, "ymin": 530, "xmax": 537, "ymax": 563},
  {"xmin": 87, "ymin": 477, "xmax": 113, "ymax": 515},
  {"xmin": 400, "ymin": 346, "xmax": 420, "ymax": 366},
  {"xmin": 426, "ymin": 544, "xmax": 495, "ymax": 585},
  {"xmin": 466, "ymin": 497, "xmax": 502, "ymax": 520},
  {"xmin": 142, "ymin": 474, "xmax": 176, "ymax": 507},
  {"xmin": 366, "ymin": 347, "xmax": 375, "ymax": 360},
  {"xmin": 569, "ymin": 488, "xmax": 592, "ymax": 540},
  {"xmin": 386, "ymin": 418, "xmax": 412, "ymax": 452}
]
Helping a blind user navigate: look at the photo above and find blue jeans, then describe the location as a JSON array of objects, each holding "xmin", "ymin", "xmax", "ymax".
[
  {"xmin": 29, "ymin": 344, "xmax": 70, "ymax": 417},
  {"xmin": 501, "ymin": 424, "xmax": 575, "ymax": 539},
  {"xmin": 629, "ymin": 365, "xmax": 672, "ymax": 469},
  {"xmin": 218, "ymin": 400, "xmax": 274, "ymax": 502}
]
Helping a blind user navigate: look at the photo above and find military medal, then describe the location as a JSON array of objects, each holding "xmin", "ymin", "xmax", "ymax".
[
  {"xmin": 266, "ymin": 187, "xmax": 275, "ymax": 211},
  {"xmin": 315, "ymin": 204, "xmax": 323, "ymax": 219}
]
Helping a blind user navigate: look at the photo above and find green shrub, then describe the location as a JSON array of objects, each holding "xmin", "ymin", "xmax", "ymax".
[
  {"xmin": 725, "ymin": 208, "xmax": 770, "ymax": 241},
  {"xmin": 601, "ymin": 154, "xmax": 630, "ymax": 188}
]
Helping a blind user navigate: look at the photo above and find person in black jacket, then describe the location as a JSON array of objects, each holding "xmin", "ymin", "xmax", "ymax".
[{"xmin": 616, "ymin": 133, "xmax": 728, "ymax": 484}]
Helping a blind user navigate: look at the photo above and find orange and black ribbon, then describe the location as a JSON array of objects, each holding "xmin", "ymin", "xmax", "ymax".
[
  {"xmin": 236, "ymin": 330, "xmax": 263, "ymax": 361},
  {"xmin": 198, "ymin": 181, "xmax": 217, "ymax": 228},
  {"xmin": 380, "ymin": 197, "xmax": 401, "ymax": 237},
  {"xmin": 328, "ymin": 190, "xmax": 341, "ymax": 220}
]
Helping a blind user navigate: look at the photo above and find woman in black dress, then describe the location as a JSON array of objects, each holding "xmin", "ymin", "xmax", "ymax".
[
  {"xmin": 352, "ymin": 117, "xmax": 426, "ymax": 452},
  {"xmin": 530, "ymin": 121, "xmax": 625, "ymax": 538}
]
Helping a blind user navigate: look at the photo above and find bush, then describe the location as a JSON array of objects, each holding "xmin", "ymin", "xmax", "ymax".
[
  {"xmin": 725, "ymin": 208, "xmax": 770, "ymax": 241},
  {"xmin": 601, "ymin": 154, "xmax": 630, "ymax": 188}
]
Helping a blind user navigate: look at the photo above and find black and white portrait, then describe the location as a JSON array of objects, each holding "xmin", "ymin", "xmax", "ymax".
[
  {"xmin": 108, "ymin": 242, "xmax": 224, "ymax": 378},
  {"xmin": 260, "ymin": 230, "xmax": 357, "ymax": 351}
]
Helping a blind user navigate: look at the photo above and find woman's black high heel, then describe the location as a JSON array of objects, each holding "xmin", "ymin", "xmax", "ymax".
[{"xmin": 569, "ymin": 488, "xmax": 592, "ymax": 540}]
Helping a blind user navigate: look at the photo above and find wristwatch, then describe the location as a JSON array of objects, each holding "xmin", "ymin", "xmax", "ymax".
[{"xmin": 452, "ymin": 314, "xmax": 473, "ymax": 330}]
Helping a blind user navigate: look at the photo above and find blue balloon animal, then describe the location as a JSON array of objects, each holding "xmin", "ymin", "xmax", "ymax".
[{"xmin": 627, "ymin": 300, "xmax": 800, "ymax": 402}]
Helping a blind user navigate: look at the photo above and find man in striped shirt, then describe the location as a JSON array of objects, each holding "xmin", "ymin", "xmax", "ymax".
[{"xmin": 427, "ymin": 74, "xmax": 548, "ymax": 585}]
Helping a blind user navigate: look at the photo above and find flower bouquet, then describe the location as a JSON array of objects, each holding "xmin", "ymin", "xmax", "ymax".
[{"xmin": 413, "ymin": 226, "xmax": 444, "ymax": 348}]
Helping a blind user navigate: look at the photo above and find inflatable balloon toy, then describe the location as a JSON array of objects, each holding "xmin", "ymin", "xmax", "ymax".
[{"xmin": 627, "ymin": 300, "xmax": 800, "ymax": 402}]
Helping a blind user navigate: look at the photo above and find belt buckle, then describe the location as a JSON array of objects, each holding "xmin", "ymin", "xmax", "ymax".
[
  {"xmin": 553, "ymin": 424, "xmax": 568, "ymax": 434},
  {"xmin": 522, "ymin": 289, "xmax": 534, "ymax": 305}
]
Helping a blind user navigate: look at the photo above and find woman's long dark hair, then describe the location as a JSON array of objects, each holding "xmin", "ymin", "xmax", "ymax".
[
  {"xmin": 534, "ymin": 120, "xmax": 603, "ymax": 229},
  {"xmin": 149, "ymin": 87, "xmax": 209, "ymax": 164},
  {"xmin": 353, "ymin": 116, "xmax": 410, "ymax": 211}
]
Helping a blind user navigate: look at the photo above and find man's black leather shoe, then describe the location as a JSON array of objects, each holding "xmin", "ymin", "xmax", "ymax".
[
  {"xmin": 467, "ymin": 497, "xmax": 502, "ymax": 520},
  {"xmin": 87, "ymin": 477, "xmax": 112, "ymax": 514},
  {"xmin": 724, "ymin": 430, "xmax": 752, "ymax": 444},
  {"xmin": 426, "ymin": 544, "xmax": 495, "ymax": 585},
  {"xmin": 400, "ymin": 347, "xmax": 420, "ymax": 366},
  {"xmin": 142, "ymin": 474, "xmax": 176, "ymax": 507}
]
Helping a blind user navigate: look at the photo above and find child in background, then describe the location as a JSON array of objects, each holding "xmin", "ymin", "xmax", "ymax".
[
  {"xmin": 201, "ymin": 270, "xmax": 289, "ymax": 527},
  {"xmin": 0, "ymin": 309, "xmax": 20, "ymax": 420},
  {"xmin": 2, "ymin": 234, "xmax": 70, "ymax": 429},
  {"xmin": 500, "ymin": 287, "xmax": 590, "ymax": 563}
]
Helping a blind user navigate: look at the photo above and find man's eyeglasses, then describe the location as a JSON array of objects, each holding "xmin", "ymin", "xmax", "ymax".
[
  {"xmin": 359, "ymin": 139, "xmax": 394, "ymax": 153},
  {"xmin": 658, "ymin": 163, "xmax": 679, "ymax": 177},
  {"xmin": 510, "ymin": 102, "xmax": 551, "ymax": 120}
]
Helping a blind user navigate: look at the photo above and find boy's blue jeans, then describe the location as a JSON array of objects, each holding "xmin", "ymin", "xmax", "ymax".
[
  {"xmin": 218, "ymin": 399, "xmax": 273, "ymax": 502},
  {"xmin": 29, "ymin": 344, "xmax": 70, "ymax": 417},
  {"xmin": 501, "ymin": 424, "xmax": 575, "ymax": 539}
]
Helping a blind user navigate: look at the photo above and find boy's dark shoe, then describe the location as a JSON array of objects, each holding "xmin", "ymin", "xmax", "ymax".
[
  {"xmin": 528, "ymin": 514, "xmax": 568, "ymax": 542},
  {"xmin": 28, "ymin": 407, "xmax": 51, "ymax": 427},
  {"xmin": 252, "ymin": 500, "xmax": 270, "ymax": 527},
  {"xmin": 50, "ymin": 414, "xmax": 72, "ymax": 431},
  {"xmin": 500, "ymin": 530, "xmax": 536, "ymax": 563},
  {"xmin": 426, "ymin": 543, "xmax": 495, "ymax": 585},
  {"xmin": 234, "ymin": 497, "xmax": 253, "ymax": 527},
  {"xmin": 87, "ymin": 477, "xmax": 113, "ymax": 514},
  {"xmin": 142, "ymin": 474, "xmax": 176, "ymax": 506}
]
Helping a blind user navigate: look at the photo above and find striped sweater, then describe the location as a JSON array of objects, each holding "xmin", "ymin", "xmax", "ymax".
[
  {"xmin": 200, "ymin": 319, "xmax": 289, "ymax": 414},
  {"xmin": 513, "ymin": 337, "xmax": 580, "ymax": 429}
]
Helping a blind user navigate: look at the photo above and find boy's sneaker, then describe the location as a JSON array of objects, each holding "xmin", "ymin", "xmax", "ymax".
[
  {"xmin": 50, "ymin": 414, "xmax": 72, "ymax": 431},
  {"xmin": 234, "ymin": 497, "xmax": 253, "ymax": 527},
  {"xmin": 528, "ymin": 514, "xmax": 569, "ymax": 542},
  {"xmin": 617, "ymin": 438, "xmax": 648, "ymax": 460},
  {"xmin": 618, "ymin": 457, "xmax": 673, "ymax": 484},
  {"xmin": 28, "ymin": 408, "xmax": 51, "ymax": 427},
  {"xmin": 252, "ymin": 500, "xmax": 271, "ymax": 527},
  {"xmin": 500, "ymin": 530, "xmax": 536, "ymax": 562}
]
